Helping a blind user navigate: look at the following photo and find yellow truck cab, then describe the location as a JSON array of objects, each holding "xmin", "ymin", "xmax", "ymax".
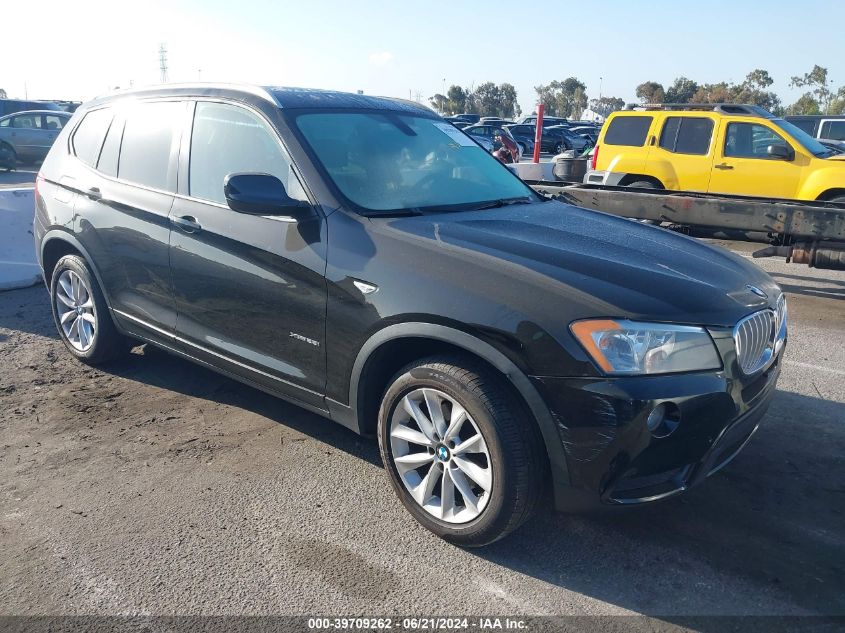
[{"xmin": 585, "ymin": 103, "xmax": 845, "ymax": 204}]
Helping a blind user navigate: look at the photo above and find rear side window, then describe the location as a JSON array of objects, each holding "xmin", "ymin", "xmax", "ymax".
[
  {"xmin": 604, "ymin": 116, "xmax": 653, "ymax": 146},
  {"xmin": 118, "ymin": 101, "xmax": 182, "ymax": 191},
  {"xmin": 820, "ymin": 120, "xmax": 845, "ymax": 141},
  {"xmin": 72, "ymin": 108, "xmax": 113, "ymax": 166},
  {"xmin": 44, "ymin": 115, "xmax": 66, "ymax": 130},
  {"xmin": 659, "ymin": 117, "xmax": 714, "ymax": 155}
]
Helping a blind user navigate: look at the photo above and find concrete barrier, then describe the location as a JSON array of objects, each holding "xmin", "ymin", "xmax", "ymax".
[{"xmin": 0, "ymin": 188, "xmax": 40, "ymax": 291}]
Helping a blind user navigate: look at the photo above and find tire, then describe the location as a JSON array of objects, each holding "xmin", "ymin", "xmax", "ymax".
[
  {"xmin": 49, "ymin": 254, "xmax": 129, "ymax": 365},
  {"xmin": 517, "ymin": 142, "xmax": 526, "ymax": 156},
  {"xmin": 828, "ymin": 195, "xmax": 845, "ymax": 204},
  {"xmin": 377, "ymin": 356, "xmax": 547, "ymax": 547},
  {"xmin": 626, "ymin": 180, "xmax": 658, "ymax": 189},
  {"xmin": 553, "ymin": 142, "xmax": 563, "ymax": 154},
  {"xmin": 0, "ymin": 143, "xmax": 16, "ymax": 171}
]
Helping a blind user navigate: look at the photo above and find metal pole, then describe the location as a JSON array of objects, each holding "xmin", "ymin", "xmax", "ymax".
[{"xmin": 532, "ymin": 104, "xmax": 545, "ymax": 163}]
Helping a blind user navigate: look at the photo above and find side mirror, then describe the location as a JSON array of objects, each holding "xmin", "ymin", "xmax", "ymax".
[
  {"xmin": 224, "ymin": 173, "xmax": 310, "ymax": 219},
  {"xmin": 767, "ymin": 144, "xmax": 793, "ymax": 161}
]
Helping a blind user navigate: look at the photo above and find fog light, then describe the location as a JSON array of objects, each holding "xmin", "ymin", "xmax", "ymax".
[
  {"xmin": 647, "ymin": 404, "xmax": 666, "ymax": 432},
  {"xmin": 646, "ymin": 402, "xmax": 681, "ymax": 438}
]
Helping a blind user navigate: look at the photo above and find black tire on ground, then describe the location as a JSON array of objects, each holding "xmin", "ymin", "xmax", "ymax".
[
  {"xmin": 49, "ymin": 254, "xmax": 129, "ymax": 365},
  {"xmin": 517, "ymin": 142, "xmax": 526, "ymax": 155},
  {"xmin": 377, "ymin": 356, "xmax": 547, "ymax": 547},
  {"xmin": 0, "ymin": 142, "xmax": 16, "ymax": 171},
  {"xmin": 553, "ymin": 142, "xmax": 563, "ymax": 154}
]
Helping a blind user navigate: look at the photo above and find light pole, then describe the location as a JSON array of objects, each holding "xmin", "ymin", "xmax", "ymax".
[{"xmin": 599, "ymin": 76, "xmax": 603, "ymax": 102}]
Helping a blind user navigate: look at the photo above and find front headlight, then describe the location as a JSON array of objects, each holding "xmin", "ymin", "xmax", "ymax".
[{"xmin": 570, "ymin": 319, "xmax": 722, "ymax": 375}]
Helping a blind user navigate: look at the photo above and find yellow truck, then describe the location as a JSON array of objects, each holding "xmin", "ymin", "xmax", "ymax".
[{"xmin": 585, "ymin": 104, "xmax": 845, "ymax": 204}]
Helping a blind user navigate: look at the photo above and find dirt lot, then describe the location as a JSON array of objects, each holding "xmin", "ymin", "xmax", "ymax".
[{"xmin": 1, "ymin": 246, "xmax": 844, "ymax": 622}]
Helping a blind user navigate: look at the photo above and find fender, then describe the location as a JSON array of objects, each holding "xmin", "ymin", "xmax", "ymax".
[
  {"xmin": 328, "ymin": 322, "xmax": 571, "ymax": 488},
  {"xmin": 40, "ymin": 229, "xmax": 118, "ymax": 315}
]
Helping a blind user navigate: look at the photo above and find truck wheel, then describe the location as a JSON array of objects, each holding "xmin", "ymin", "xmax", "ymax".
[
  {"xmin": 50, "ymin": 254, "xmax": 129, "ymax": 365},
  {"xmin": 627, "ymin": 181, "xmax": 658, "ymax": 189},
  {"xmin": 828, "ymin": 195, "xmax": 845, "ymax": 204},
  {"xmin": 378, "ymin": 356, "xmax": 546, "ymax": 547}
]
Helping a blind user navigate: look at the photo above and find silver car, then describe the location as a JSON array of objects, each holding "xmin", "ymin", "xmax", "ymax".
[{"xmin": 0, "ymin": 110, "xmax": 72, "ymax": 167}]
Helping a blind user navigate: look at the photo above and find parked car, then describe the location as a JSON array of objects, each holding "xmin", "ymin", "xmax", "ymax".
[
  {"xmin": 35, "ymin": 85, "xmax": 786, "ymax": 546},
  {"xmin": 505, "ymin": 124, "xmax": 569, "ymax": 154},
  {"xmin": 500, "ymin": 126, "xmax": 535, "ymax": 156},
  {"xmin": 0, "ymin": 110, "xmax": 72, "ymax": 165},
  {"xmin": 464, "ymin": 124, "xmax": 521, "ymax": 160},
  {"xmin": 785, "ymin": 115, "xmax": 845, "ymax": 142},
  {"xmin": 515, "ymin": 115, "xmax": 570, "ymax": 129},
  {"xmin": 569, "ymin": 126, "xmax": 600, "ymax": 144},
  {"xmin": 547, "ymin": 125, "xmax": 590, "ymax": 153},
  {"xmin": 586, "ymin": 103, "xmax": 845, "ymax": 203},
  {"xmin": 0, "ymin": 98, "xmax": 65, "ymax": 117},
  {"xmin": 454, "ymin": 113, "xmax": 480, "ymax": 124}
]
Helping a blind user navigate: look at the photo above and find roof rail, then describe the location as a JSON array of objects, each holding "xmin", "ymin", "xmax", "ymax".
[{"xmin": 623, "ymin": 103, "xmax": 774, "ymax": 117}]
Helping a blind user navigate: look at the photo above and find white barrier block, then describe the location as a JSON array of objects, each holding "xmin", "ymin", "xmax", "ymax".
[{"xmin": 0, "ymin": 188, "xmax": 41, "ymax": 291}]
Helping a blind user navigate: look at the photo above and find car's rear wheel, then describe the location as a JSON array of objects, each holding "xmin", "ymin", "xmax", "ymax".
[
  {"xmin": 553, "ymin": 142, "xmax": 563, "ymax": 154},
  {"xmin": 517, "ymin": 142, "xmax": 526, "ymax": 155},
  {"xmin": 378, "ymin": 356, "xmax": 546, "ymax": 547},
  {"xmin": 50, "ymin": 254, "xmax": 129, "ymax": 364},
  {"xmin": 0, "ymin": 143, "xmax": 16, "ymax": 171}
]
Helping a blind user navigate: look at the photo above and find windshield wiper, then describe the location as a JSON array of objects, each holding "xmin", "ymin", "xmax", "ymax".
[{"xmin": 472, "ymin": 196, "xmax": 534, "ymax": 210}]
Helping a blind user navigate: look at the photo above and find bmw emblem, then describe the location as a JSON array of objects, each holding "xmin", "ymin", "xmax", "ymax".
[
  {"xmin": 746, "ymin": 285, "xmax": 768, "ymax": 299},
  {"xmin": 437, "ymin": 446, "xmax": 450, "ymax": 462}
]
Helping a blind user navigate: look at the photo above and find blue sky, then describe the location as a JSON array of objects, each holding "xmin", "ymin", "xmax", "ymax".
[{"xmin": 4, "ymin": 0, "xmax": 844, "ymax": 113}]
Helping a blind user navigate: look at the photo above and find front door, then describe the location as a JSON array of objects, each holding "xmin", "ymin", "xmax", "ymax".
[
  {"xmin": 169, "ymin": 100, "xmax": 328, "ymax": 409},
  {"xmin": 708, "ymin": 120, "xmax": 804, "ymax": 199}
]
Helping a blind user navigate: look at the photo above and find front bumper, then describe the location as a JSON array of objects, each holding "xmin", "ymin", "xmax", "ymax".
[{"xmin": 533, "ymin": 346, "xmax": 782, "ymax": 512}]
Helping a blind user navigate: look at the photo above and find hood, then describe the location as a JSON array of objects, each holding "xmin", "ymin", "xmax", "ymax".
[{"xmin": 382, "ymin": 200, "xmax": 779, "ymax": 327}]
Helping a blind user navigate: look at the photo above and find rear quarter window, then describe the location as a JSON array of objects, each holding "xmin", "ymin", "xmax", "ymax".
[
  {"xmin": 72, "ymin": 108, "xmax": 113, "ymax": 166},
  {"xmin": 604, "ymin": 116, "xmax": 653, "ymax": 146}
]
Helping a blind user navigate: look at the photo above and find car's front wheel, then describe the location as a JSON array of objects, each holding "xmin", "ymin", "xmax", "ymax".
[
  {"xmin": 378, "ymin": 356, "xmax": 546, "ymax": 547},
  {"xmin": 50, "ymin": 254, "xmax": 129, "ymax": 364}
]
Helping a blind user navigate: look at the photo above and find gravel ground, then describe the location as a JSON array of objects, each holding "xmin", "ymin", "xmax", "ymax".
[{"xmin": 0, "ymin": 244, "xmax": 843, "ymax": 622}]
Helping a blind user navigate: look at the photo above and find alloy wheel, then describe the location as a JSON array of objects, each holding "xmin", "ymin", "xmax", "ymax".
[
  {"xmin": 389, "ymin": 387, "xmax": 493, "ymax": 523},
  {"xmin": 55, "ymin": 270, "xmax": 97, "ymax": 352}
]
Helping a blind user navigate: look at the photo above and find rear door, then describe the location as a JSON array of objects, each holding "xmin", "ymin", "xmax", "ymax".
[
  {"xmin": 168, "ymin": 100, "xmax": 328, "ymax": 408},
  {"xmin": 8, "ymin": 113, "xmax": 43, "ymax": 160},
  {"xmin": 707, "ymin": 119, "xmax": 804, "ymax": 199},
  {"xmin": 70, "ymin": 101, "xmax": 183, "ymax": 336},
  {"xmin": 647, "ymin": 115, "xmax": 716, "ymax": 191}
]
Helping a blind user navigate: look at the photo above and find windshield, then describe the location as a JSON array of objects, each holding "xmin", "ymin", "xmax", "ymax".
[
  {"xmin": 294, "ymin": 111, "xmax": 536, "ymax": 214},
  {"xmin": 772, "ymin": 118, "xmax": 833, "ymax": 157}
]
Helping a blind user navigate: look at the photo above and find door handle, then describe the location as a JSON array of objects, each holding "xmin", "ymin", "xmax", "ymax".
[
  {"xmin": 173, "ymin": 215, "xmax": 202, "ymax": 233},
  {"xmin": 86, "ymin": 186, "xmax": 102, "ymax": 200},
  {"xmin": 715, "ymin": 163, "xmax": 734, "ymax": 170}
]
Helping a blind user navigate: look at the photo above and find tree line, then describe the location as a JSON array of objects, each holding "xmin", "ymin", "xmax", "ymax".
[{"xmin": 430, "ymin": 65, "xmax": 844, "ymax": 119}]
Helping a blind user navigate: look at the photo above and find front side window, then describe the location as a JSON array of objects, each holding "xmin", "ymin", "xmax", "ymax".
[
  {"xmin": 118, "ymin": 101, "xmax": 182, "ymax": 191},
  {"xmin": 659, "ymin": 117, "xmax": 713, "ymax": 155},
  {"xmin": 44, "ymin": 115, "xmax": 66, "ymax": 130},
  {"xmin": 604, "ymin": 116, "xmax": 653, "ymax": 146},
  {"xmin": 189, "ymin": 102, "xmax": 304, "ymax": 205},
  {"xmin": 294, "ymin": 111, "xmax": 536, "ymax": 214},
  {"xmin": 72, "ymin": 108, "xmax": 113, "ymax": 167},
  {"xmin": 724, "ymin": 122, "xmax": 790, "ymax": 159}
]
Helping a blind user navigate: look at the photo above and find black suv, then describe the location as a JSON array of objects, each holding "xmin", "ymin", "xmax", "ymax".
[{"xmin": 35, "ymin": 85, "xmax": 786, "ymax": 546}]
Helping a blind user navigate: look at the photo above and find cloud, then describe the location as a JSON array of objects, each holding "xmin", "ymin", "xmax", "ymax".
[{"xmin": 368, "ymin": 51, "xmax": 393, "ymax": 66}]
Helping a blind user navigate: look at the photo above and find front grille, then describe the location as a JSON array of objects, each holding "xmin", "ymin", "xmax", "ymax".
[{"xmin": 734, "ymin": 295, "xmax": 787, "ymax": 376}]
